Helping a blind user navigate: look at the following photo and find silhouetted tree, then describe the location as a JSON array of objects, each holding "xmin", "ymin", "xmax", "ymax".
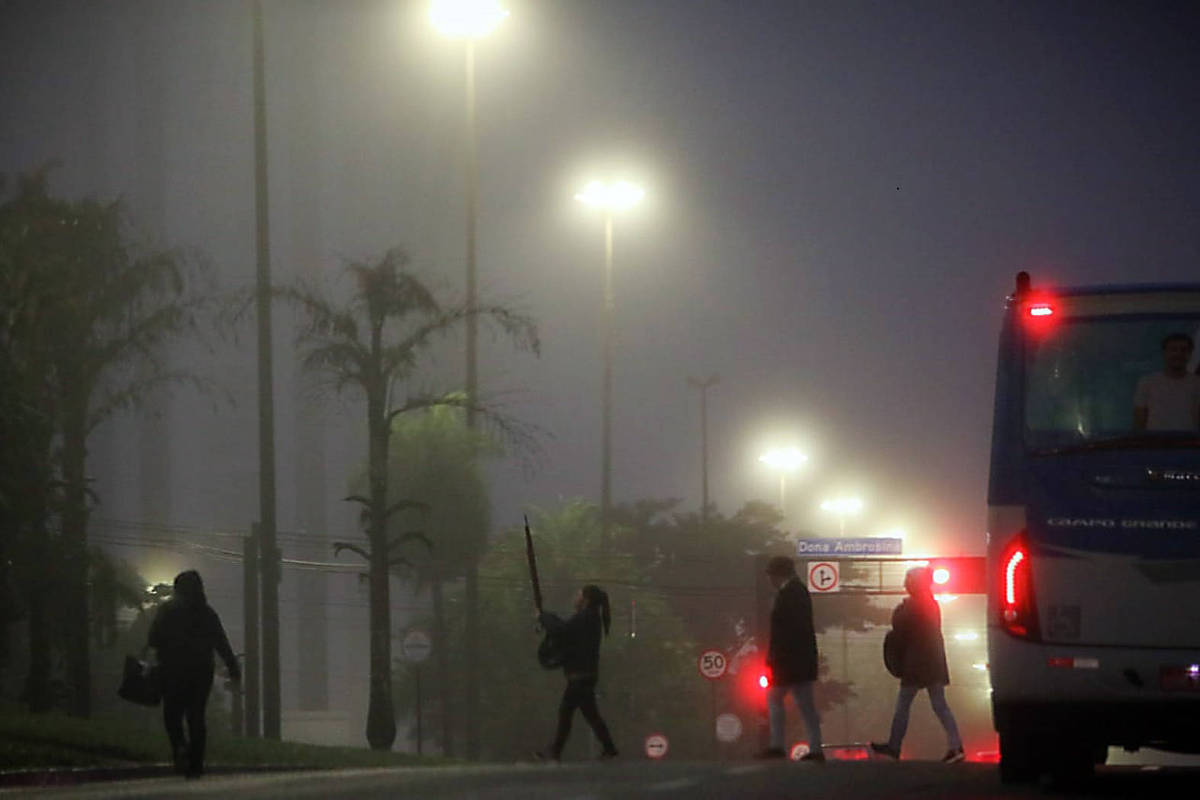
[
  {"xmin": 0, "ymin": 167, "xmax": 209, "ymax": 716},
  {"xmin": 282, "ymin": 248, "xmax": 537, "ymax": 750}
]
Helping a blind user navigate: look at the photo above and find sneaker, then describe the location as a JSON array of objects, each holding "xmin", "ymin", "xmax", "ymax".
[
  {"xmin": 941, "ymin": 747, "xmax": 965, "ymax": 764},
  {"xmin": 870, "ymin": 742, "xmax": 900, "ymax": 759},
  {"xmin": 798, "ymin": 750, "xmax": 826, "ymax": 763},
  {"xmin": 598, "ymin": 749, "xmax": 619, "ymax": 761},
  {"xmin": 755, "ymin": 747, "xmax": 787, "ymax": 759},
  {"xmin": 532, "ymin": 749, "xmax": 560, "ymax": 763}
]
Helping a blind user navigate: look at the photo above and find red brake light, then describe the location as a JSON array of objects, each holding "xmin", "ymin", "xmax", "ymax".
[
  {"xmin": 1027, "ymin": 303, "xmax": 1054, "ymax": 317},
  {"xmin": 998, "ymin": 534, "xmax": 1040, "ymax": 640},
  {"xmin": 932, "ymin": 567, "xmax": 951, "ymax": 586},
  {"xmin": 758, "ymin": 673, "xmax": 770, "ymax": 689}
]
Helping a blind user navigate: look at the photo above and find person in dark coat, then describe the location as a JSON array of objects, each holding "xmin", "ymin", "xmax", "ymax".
[
  {"xmin": 871, "ymin": 566, "xmax": 963, "ymax": 762},
  {"xmin": 148, "ymin": 570, "xmax": 240, "ymax": 778},
  {"xmin": 535, "ymin": 584, "xmax": 618, "ymax": 762},
  {"xmin": 759, "ymin": 556, "xmax": 824, "ymax": 761}
]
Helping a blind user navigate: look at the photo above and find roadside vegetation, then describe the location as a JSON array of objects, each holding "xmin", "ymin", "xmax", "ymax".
[{"xmin": 0, "ymin": 702, "xmax": 448, "ymax": 771}]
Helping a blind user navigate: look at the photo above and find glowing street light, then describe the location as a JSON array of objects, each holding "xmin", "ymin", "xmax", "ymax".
[
  {"xmin": 429, "ymin": 0, "xmax": 509, "ymax": 38},
  {"xmin": 576, "ymin": 178, "xmax": 646, "ymax": 551},
  {"xmin": 758, "ymin": 447, "xmax": 808, "ymax": 517},
  {"xmin": 575, "ymin": 180, "xmax": 645, "ymax": 211},
  {"xmin": 819, "ymin": 496, "xmax": 864, "ymax": 535}
]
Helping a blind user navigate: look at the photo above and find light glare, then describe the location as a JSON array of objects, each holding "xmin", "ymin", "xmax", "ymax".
[
  {"xmin": 819, "ymin": 497, "xmax": 864, "ymax": 515},
  {"xmin": 430, "ymin": 0, "xmax": 509, "ymax": 38},
  {"xmin": 575, "ymin": 180, "xmax": 645, "ymax": 211},
  {"xmin": 758, "ymin": 447, "xmax": 808, "ymax": 471}
]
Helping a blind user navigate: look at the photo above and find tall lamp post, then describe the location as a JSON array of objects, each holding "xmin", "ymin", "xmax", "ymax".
[
  {"xmin": 430, "ymin": 0, "xmax": 508, "ymax": 761},
  {"xmin": 251, "ymin": 0, "xmax": 279, "ymax": 741},
  {"xmin": 758, "ymin": 447, "xmax": 808, "ymax": 523},
  {"xmin": 576, "ymin": 180, "xmax": 644, "ymax": 551},
  {"xmin": 688, "ymin": 374, "xmax": 719, "ymax": 522}
]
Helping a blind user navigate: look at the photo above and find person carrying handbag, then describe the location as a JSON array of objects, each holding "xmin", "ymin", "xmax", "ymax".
[{"xmin": 147, "ymin": 570, "xmax": 240, "ymax": 778}]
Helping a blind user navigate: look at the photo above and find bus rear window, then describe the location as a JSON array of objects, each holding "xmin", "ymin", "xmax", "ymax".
[{"xmin": 1024, "ymin": 316, "xmax": 1200, "ymax": 448}]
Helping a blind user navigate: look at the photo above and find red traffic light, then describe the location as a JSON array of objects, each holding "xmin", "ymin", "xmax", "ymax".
[
  {"xmin": 926, "ymin": 557, "xmax": 987, "ymax": 595},
  {"xmin": 758, "ymin": 673, "xmax": 770, "ymax": 689}
]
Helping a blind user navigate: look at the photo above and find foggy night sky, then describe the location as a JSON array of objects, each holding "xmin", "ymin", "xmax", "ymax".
[{"xmin": 3, "ymin": 0, "xmax": 1199, "ymax": 557}]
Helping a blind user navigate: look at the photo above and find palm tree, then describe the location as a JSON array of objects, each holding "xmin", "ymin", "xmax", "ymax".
[
  {"xmin": 282, "ymin": 248, "xmax": 537, "ymax": 750},
  {"xmin": 384, "ymin": 403, "xmax": 493, "ymax": 756},
  {"xmin": 0, "ymin": 168, "xmax": 209, "ymax": 716}
]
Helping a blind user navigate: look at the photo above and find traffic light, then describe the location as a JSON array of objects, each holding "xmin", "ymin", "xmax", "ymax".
[{"xmin": 926, "ymin": 557, "xmax": 987, "ymax": 595}]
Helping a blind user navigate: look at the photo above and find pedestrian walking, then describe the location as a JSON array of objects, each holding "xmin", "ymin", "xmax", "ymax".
[
  {"xmin": 758, "ymin": 556, "xmax": 824, "ymax": 761},
  {"xmin": 147, "ymin": 570, "xmax": 240, "ymax": 778},
  {"xmin": 871, "ymin": 566, "xmax": 964, "ymax": 763},
  {"xmin": 534, "ymin": 584, "xmax": 619, "ymax": 762}
]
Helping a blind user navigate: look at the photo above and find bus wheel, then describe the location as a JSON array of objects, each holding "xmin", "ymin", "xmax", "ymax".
[{"xmin": 998, "ymin": 729, "xmax": 1039, "ymax": 784}]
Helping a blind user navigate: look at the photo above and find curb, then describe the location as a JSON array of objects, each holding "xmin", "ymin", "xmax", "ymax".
[{"xmin": 0, "ymin": 763, "xmax": 325, "ymax": 788}]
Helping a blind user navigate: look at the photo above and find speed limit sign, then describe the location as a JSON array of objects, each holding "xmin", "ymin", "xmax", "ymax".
[{"xmin": 697, "ymin": 649, "xmax": 727, "ymax": 680}]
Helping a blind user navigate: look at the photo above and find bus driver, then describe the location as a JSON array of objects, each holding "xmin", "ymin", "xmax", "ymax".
[{"xmin": 1132, "ymin": 332, "xmax": 1200, "ymax": 432}]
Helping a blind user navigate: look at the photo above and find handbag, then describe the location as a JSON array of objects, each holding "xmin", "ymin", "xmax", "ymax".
[
  {"xmin": 118, "ymin": 654, "xmax": 162, "ymax": 707},
  {"xmin": 537, "ymin": 631, "xmax": 564, "ymax": 670}
]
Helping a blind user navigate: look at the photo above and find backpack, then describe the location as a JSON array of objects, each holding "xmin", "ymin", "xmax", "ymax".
[{"xmin": 883, "ymin": 629, "xmax": 905, "ymax": 679}]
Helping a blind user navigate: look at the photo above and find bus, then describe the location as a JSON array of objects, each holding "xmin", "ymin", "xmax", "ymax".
[{"xmin": 986, "ymin": 272, "xmax": 1200, "ymax": 782}]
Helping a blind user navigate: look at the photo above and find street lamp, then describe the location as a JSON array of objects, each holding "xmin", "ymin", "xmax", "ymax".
[
  {"xmin": 430, "ymin": 0, "xmax": 508, "ymax": 431},
  {"xmin": 758, "ymin": 447, "xmax": 808, "ymax": 517},
  {"xmin": 576, "ymin": 179, "xmax": 645, "ymax": 550},
  {"xmin": 430, "ymin": 0, "xmax": 508, "ymax": 762},
  {"xmin": 430, "ymin": 0, "xmax": 509, "ymax": 37},
  {"xmin": 819, "ymin": 496, "xmax": 864, "ymax": 535}
]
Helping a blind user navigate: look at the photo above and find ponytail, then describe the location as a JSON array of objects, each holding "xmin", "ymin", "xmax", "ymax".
[{"xmin": 582, "ymin": 584, "xmax": 611, "ymax": 636}]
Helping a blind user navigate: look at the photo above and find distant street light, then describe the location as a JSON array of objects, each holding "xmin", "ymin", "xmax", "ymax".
[
  {"xmin": 758, "ymin": 447, "xmax": 808, "ymax": 518},
  {"xmin": 576, "ymin": 179, "xmax": 645, "ymax": 550},
  {"xmin": 819, "ymin": 496, "xmax": 864, "ymax": 535}
]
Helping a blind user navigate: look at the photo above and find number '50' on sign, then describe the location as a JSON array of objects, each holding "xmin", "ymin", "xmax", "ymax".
[{"xmin": 698, "ymin": 649, "xmax": 727, "ymax": 680}]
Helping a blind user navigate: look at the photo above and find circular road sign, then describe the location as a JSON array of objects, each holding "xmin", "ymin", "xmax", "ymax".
[
  {"xmin": 402, "ymin": 629, "xmax": 432, "ymax": 664},
  {"xmin": 697, "ymin": 649, "xmax": 728, "ymax": 680},
  {"xmin": 644, "ymin": 733, "xmax": 669, "ymax": 760},
  {"xmin": 789, "ymin": 741, "xmax": 811, "ymax": 760},
  {"xmin": 715, "ymin": 713, "xmax": 743, "ymax": 743},
  {"xmin": 807, "ymin": 561, "xmax": 840, "ymax": 593}
]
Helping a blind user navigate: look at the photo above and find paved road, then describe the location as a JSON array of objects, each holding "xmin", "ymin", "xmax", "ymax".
[{"xmin": 5, "ymin": 761, "xmax": 1198, "ymax": 800}]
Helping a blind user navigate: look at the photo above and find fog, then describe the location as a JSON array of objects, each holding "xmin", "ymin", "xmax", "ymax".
[{"xmin": 3, "ymin": 0, "xmax": 1199, "ymax": 751}]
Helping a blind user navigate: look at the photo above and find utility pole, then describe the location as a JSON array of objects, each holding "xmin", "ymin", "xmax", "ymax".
[
  {"xmin": 252, "ymin": 0, "xmax": 280, "ymax": 740},
  {"xmin": 687, "ymin": 375, "xmax": 719, "ymax": 522},
  {"xmin": 462, "ymin": 37, "xmax": 482, "ymax": 762},
  {"xmin": 243, "ymin": 528, "xmax": 260, "ymax": 738}
]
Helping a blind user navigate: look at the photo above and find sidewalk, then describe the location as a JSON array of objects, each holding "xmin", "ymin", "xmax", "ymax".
[{"xmin": 0, "ymin": 763, "xmax": 323, "ymax": 788}]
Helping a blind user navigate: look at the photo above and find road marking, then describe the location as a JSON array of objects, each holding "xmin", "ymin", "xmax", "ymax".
[
  {"xmin": 724, "ymin": 765, "xmax": 765, "ymax": 775},
  {"xmin": 650, "ymin": 777, "xmax": 699, "ymax": 792}
]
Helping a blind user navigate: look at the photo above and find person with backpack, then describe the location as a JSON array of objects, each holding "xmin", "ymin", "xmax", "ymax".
[
  {"xmin": 871, "ymin": 566, "xmax": 964, "ymax": 763},
  {"xmin": 534, "ymin": 584, "xmax": 619, "ymax": 762}
]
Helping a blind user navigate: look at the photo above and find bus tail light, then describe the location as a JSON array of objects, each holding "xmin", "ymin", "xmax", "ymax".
[{"xmin": 998, "ymin": 533, "xmax": 1040, "ymax": 640}]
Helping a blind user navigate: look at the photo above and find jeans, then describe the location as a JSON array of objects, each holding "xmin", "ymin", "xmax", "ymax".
[
  {"xmin": 549, "ymin": 676, "xmax": 617, "ymax": 757},
  {"xmin": 887, "ymin": 684, "xmax": 962, "ymax": 752},
  {"xmin": 767, "ymin": 681, "xmax": 822, "ymax": 751}
]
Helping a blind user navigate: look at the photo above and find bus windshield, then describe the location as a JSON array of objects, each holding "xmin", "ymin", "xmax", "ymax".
[{"xmin": 1024, "ymin": 315, "xmax": 1200, "ymax": 452}]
